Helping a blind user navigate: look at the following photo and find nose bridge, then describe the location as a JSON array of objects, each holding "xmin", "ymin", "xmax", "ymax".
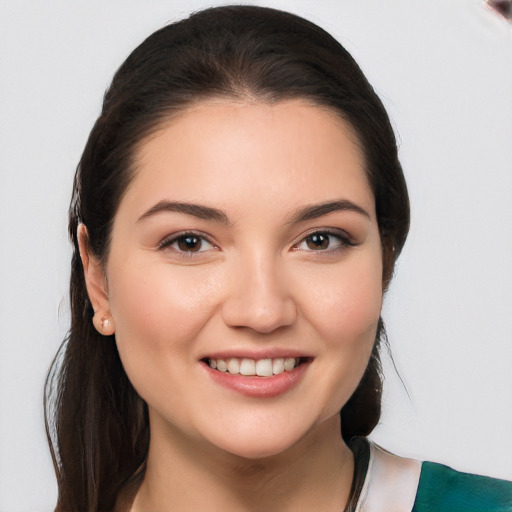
[{"xmin": 222, "ymin": 249, "xmax": 297, "ymax": 333}]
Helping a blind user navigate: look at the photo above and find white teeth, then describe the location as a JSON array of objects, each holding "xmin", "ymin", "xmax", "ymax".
[
  {"xmin": 216, "ymin": 359, "xmax": 227, "ymax": 372},
  {"xmin": 272, "ymin": 358, "xmax": 285, "ymax": 375},
  {"xmin": 227, "ymin": 358, "xmax": 240, "ymax": 374},
  {"xmin": 240, "ymin": 358, "xmax": 256, "ymax": 376},
  {"xmin": 256, "ymin": 358, "xmax": 273, "ymax": 377},
  {"xmin": 284, "ymin": 358, "xmax": 296, "ymax": 371},
  {"xmin": 208, "ymin": 357, "xmax": 301, "ymax": 376}
]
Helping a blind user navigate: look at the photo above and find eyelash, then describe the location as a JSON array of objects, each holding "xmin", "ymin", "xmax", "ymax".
[
  {"xmin": 158, "ymin": 231, "xmax": 217, "ymax": 255},
  {"xmin": 293, "ymin": 229, "xmax": 356, "ymax": 253}
]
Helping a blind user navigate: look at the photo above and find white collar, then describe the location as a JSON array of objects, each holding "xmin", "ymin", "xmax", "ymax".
[{"xmin": 355, "ymin": 442, "xmax": 422, "ymax": 512}]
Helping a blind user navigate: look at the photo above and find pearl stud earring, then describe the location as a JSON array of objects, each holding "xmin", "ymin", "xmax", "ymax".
[{"xmin": 93, "ymin": 313, "xmax": 115, "ymax": 336}]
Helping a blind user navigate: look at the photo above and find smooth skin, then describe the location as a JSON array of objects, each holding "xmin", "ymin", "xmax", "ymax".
[{"xmin": 80, "ymin": 99, "xmax": 384, "ymax": 511}]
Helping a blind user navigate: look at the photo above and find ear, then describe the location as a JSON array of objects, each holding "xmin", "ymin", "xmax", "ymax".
[{"xmin": 78, "ymin": 224, "xmax": 116, "ymax": 336}]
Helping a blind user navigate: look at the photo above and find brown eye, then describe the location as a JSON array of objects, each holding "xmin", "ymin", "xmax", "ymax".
[
  {"xmin": 294, "ymin": 230, "xmax": 352, "ymax": 253},
  {"xmin": 158, "ymin": 233, "xmax": 215, "ymax": 254},
  {"xmin": 306, "ymin": 233, "xmax": 330, "ymax": 250},
  {"xmin": 177, "ymin": 235, "xmax": 202, "ymax": 252}
]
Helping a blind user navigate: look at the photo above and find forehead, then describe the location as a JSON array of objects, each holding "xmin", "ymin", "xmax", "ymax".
[{"xmin": 123, "ymin": 99, "xmax": 375, "ymax": 222}]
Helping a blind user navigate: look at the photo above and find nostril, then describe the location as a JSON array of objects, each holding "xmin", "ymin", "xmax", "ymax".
[{"xmin": 222, "ymin": 298, "xmax": 297, "ymax": 333}]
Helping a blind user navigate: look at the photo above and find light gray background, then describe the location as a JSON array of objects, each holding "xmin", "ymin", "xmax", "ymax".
[{"xmin": 1, "ymin": 1, "xmax": 511, "ymax": 510}]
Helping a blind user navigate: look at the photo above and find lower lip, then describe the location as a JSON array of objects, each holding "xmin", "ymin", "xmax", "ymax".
[{"xmin": 202, "ymin": 360, "xmax": 311, "ymax": 398}]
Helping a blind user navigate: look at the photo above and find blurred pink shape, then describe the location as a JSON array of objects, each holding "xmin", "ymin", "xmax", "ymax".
[{"xmin": 485, "ymin": 0, "xmax": 512, "ymax": 21}]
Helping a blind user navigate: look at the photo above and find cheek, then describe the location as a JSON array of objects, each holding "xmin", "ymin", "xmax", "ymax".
[
  {"xmin": 339, "ymin": 269, "xmax": 382, "ymax": 337},
  {"xmin": 305, "ymin": 254, "xmax": 383, "ymax": 341},
  {"xmin": 107, "ymin": 260, "xmax": 222, "ymax": 366},
  {"xmin": 106, "ymin": 262, "xmax": 226, "ymax": 414},
  {"xmin": 300, "ymin": 252, "xmax": 383, "ymax": 418}
]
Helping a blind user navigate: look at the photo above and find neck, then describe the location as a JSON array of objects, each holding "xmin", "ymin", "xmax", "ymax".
[{"xmin": 131, "ymin": 415, "xmax": 354, "ymax": 512}]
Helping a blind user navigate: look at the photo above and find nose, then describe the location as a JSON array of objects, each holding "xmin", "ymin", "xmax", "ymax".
[{"xmin": 221, "ymin": 254, "xmax": 297, "ymax": 333}]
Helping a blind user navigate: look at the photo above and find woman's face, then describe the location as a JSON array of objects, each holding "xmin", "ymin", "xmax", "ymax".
[{"xmin": 99, "ymin": 99, "xmax": 383, "ymax": 459}]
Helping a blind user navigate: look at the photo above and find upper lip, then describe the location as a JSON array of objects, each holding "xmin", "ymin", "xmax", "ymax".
[{"xmin": 200, "ymin": 348, "xmax": 314, "ymax": 360}]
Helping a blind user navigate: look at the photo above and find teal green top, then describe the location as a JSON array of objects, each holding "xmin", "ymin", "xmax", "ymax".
[{"xmin": 412, "ymin": 461, "xmax": 512, "ymax": 512}]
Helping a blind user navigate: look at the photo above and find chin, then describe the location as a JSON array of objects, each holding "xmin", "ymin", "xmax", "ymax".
[
  {"xmin": 221, "ymin": 440, "xmax": 298, "ymax": 461},
  {"xmin": 206, "ymin": 422, "xmax": 315, "ymax": 461}
]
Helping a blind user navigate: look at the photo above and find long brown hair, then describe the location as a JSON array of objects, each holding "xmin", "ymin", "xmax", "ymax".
[{"xmin": 45, "ymin": 6, "xmax": 410, "ymax": 511}]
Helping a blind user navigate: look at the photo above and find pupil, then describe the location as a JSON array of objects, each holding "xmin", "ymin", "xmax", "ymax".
[
  {"xmin": 307, "ymin": 233, "xmax": 329, "ymax": 250},
  {"xmin": 178, "ymin": 236, "xmax": 200, "ymax": 252}
]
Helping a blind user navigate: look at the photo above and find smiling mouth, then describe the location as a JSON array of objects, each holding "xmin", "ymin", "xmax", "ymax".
[{"xmin": 202, "ymin": 357, "xmax": 310, "ymax": 377}]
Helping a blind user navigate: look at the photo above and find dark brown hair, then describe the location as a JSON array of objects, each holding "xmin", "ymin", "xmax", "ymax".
[{"xmin": 45, "ymin": 5, "xmax": 410, "ymax": 511}]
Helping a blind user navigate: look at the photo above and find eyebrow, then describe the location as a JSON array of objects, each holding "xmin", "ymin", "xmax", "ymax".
[
  {"xmin": 287, "ymin": 200, "xmax": 370, "ymax": 224},
  {"xmin": 137, "ymin": 199, "xmax": 369, "ymax": 225},
  {"xmin": 137, "ymin": 200, "xmax": 231, "ymax": 224}
]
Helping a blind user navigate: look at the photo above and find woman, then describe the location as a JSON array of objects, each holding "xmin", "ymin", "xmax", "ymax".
[{"xmin": 45, "ymin": 5, "xmax": 512, "ymax": 511}]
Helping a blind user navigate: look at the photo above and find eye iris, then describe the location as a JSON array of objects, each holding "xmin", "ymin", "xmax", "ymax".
[
  {"xmin": 306, "ymin": 233, "xmax": 329, "ymax": 250},
  {"xmin": 177, "ymin": 236, "xmax": 201, "ymax": 252}
]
